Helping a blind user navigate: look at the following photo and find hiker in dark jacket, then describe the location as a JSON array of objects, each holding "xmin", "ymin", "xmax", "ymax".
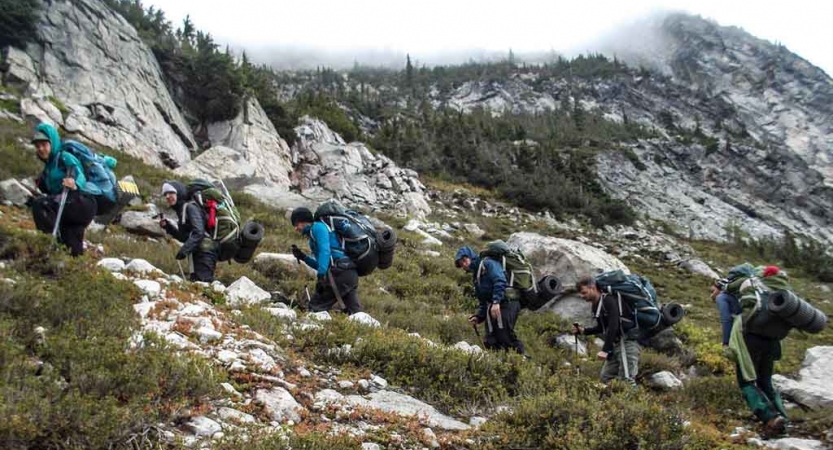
[
  {"xmin": 456, "ymin": 246, "xmax": 526, "ymax": 355},
  {"xmin": 717, "ymin": 273, "xmax": 788, "ymax": 436},
  {"xmin": 572, "ymin": 275, "xmax": 639, "ymax": 384},
  {"xmin": 290, "ymin": 207, "xmax": 362, "ymax": 314},
  {"xmin": 29, "ymin": 123, "xmax": 97, "ymax": 256},
  {"xmin": 158, "ymin": 181, "xmax": 218, "ymax": 282}
]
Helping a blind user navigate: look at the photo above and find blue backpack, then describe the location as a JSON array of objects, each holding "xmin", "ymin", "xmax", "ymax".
[
  {"xmin": 314, "ymin": 200, "xmax": 382, "ymax": 277},
  {"xmin": 594, "ymin": 270, "xmax": 662, "ymax": 332},
  {"xmin": 60, "ymin": 140, "xmax": 118, "ymax": 203}
]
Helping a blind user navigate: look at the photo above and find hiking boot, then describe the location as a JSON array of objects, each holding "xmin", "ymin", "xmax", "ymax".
[{"xmin": 764, "ymin": 416, "xmax": 786, "ymax": 437}]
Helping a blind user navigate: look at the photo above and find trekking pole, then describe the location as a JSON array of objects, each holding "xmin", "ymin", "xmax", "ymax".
[
  {"xmin": 573, "ymin": 322, "xmax": 581, "ymax": 376},
  {"xmin": 51, "ymin": 167, "xmax": 74, "ymax": 239},
  {"xmin": 472, "ymin": 323, "xmax": 481, "ymax": 338},
  {"xmin": 51, "ymin": 188, "xmax": 69, "ymax": 239},
  {"xmin": 176, "ymin": 260, "xmax": 186, "ymax": 280}
]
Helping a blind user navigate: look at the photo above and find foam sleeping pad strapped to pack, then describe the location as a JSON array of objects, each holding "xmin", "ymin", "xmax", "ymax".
[
  {"xmin": 377, "ymin": 227, "xmax": 397, "ymax": 270},
  {"xmin": 661, "ymin": 303, "xmax": 685, "ymax": 326},
  {"xmin": 234, "ymin": 221, "xmax": 265, "ymax": 264},
  {"xmin": 537, "ymin": 275, "xmax": 561, "ymax": 298},
  {"xmin": 769, "ymin": 291, "xmax": 828, "ymax": 333}
]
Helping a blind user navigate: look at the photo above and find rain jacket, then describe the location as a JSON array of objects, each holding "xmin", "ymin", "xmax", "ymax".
[
  {"xmin": 34, "ymin": 123, "xmax": 87, "ymax": 195},
  {"xmin": 303, "ymin": 221, "xmax": 348, "ymax": 278},
  {"xmin": 457, "ymin": 246, "xmax": 509, "ymax": 321}
]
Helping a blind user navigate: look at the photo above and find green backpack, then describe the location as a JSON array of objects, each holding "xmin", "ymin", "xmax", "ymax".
[
  {"xmin": 478, "ymin": 240, "xmax": 541, "ymax": 309},
  {"xmin": 186, "ymin": 179, "xmax": 242, "ymax": 262}
]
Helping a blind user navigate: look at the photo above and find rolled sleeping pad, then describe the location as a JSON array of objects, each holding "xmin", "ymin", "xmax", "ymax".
[
  {"xmin": 377, "ymin": 227, "xmax": 397, "ymax": 270},
  {"xmin": 660, "ymin": 303, "xmax": 685, "ymax": 326},
  {"xmin": 536, "ymin": 275, "xmax": 561, "ymax": 300},
  {"xmin": 234, "ymin": 221, "xmax": 265, "ymax": 264},
  {"xmin": 779, "ymin": 293, "xmax": 827, "ymax": 334},
  {"xmin": 768, "ymin": 290, "xmax": 801, "ymax": 318}
]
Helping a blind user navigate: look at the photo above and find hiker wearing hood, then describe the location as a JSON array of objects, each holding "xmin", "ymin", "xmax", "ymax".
[
  {"xmin": 289, "ymin": 207, "xmax": 362, "ymax": 314},
  {"xmin": 456, "ymin": 246, "xmax": 526, "ymax": 355},
  {"xmin": 158, "ymin": 181, "xmax": 218, "ymax": 282},
  {"xmin": 29, "ymin": 123, "xmax": 97, "ymax": 256}
]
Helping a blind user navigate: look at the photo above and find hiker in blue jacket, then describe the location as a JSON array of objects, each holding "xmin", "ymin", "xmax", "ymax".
[
  {"xmin": 158, "ymin": 181, "xmax": 218, "ymax": 282},
  {"xmin": 29, "ymin": 123, "xmax": 97, "ymax": 256},
  {"xmin": 455, "ymin": 246, "xmax": 526, "ymax": 355},
  {"xmin": 290, "ymin": 207, "xmax": 362, "ymax": 314}
]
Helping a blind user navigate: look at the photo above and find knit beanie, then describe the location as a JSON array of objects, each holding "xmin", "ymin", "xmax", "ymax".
[
  {"xmin": 290, "ymin": 207, "xmax": 314, "ymax": 226},
  {"xmin": 161, "ymin": 182, "xmax": 177, "ymax": 196}
]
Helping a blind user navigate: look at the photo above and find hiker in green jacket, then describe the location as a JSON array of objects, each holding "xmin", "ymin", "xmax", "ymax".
[{"xmin": 29, "ymin": 123, "xmax": 97, "ymax": 256}]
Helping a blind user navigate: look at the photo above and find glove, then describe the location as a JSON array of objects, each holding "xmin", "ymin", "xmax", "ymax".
[
  {"xmin": 291, "ymin": 245, "xmax": 306, "ymax": 262},
  {"xmin": 175, "ymin": 250, "xmax": 187, "ymax": 260}
]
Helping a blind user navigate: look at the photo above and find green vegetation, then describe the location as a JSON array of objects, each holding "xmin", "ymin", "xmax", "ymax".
[{"xmin": 0, "ymin": 225, "xmax": 220, "ymax": 449}]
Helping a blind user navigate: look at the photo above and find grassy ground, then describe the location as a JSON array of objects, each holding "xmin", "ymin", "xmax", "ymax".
[{"xmin": 1, "ymin": 117, "xmax": 831, "ymax": 448}]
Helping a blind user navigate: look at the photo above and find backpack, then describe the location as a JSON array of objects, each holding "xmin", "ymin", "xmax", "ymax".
[
  {"xmin": 314, "ymin": 200, "xmax": 389, "ymax": 277},
  {"xmin": 60, "ymin": 140, "xmax": 120, "ymax": 212},
  {"xmin": 185, "ymin": 179, "xmax": 242, "ymax": 262},
  {"xmin": 478, "ymin": 240, "xmax": 544, "ymax": 310},
  {"xmin": 594, "ymin": 270, "xmax": 662, "ymax": 333}
]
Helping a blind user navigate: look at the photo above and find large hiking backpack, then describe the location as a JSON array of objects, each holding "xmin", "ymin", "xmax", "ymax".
[
  {"xmin": 313, "ymin": 200, "xmax": 396, "ymax": 277},
  {"xmin": 186, "ymin": 179, "xmax": 243, "ymax": 262},
  {"xmin": 477, "ymin": 240, "xmax": 548, "ymax": 310},
  {"xmin": 593, "ymin": 270, "xmax": 667, "ymax": 334},
  {"xmin": 734, "ymin": 265, "xmax": 828, "ymax": 339},
  {"xmin": 60, "ymin": 140, "xmax": 120, "ymax": 213}
]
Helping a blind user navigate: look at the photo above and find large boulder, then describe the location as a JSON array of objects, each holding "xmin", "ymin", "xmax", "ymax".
[
  {"xmin": 118, "ymin": 207, "xmax": 165, "ymax": 238},
  {"xmin": 0, "ymin": 179, "xmax": 35, "ymax": 206},
  {"xmin": 507, "ymin": 232, "xmax": 629, "ymax": 322},
  {"xmin": 253, "ymin": 253, "xmax": 316, "ymax": 277},
  {"xmin": 773, "ymin": 346, "xmax": 833, "ymax": 410},
  {"xmin": 6, "ymin": 0, "xmax": 195, "ymax": 167},
  {"xmin": 507, "ymin": 232, "xmax": 629, "ymax": 286}
]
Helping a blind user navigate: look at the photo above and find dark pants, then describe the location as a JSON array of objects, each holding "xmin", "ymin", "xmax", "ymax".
[
  {"xmin": 32, "ymin": 192, "xmax": 97, "ymax": 256},
  {"xmin": 189, "ymin": 246, "xmax": 218, "ymax": 282},
  {"xmin": 309, "ymin": 259, "xmax": 361, "ymax": 314},
  {"xmin": 737, "ymin": 333, "xmax": 786, "ymax": 424},
  {"xmin": 484, "ymin": 300, "xmax": 525, "ymax": 355}
]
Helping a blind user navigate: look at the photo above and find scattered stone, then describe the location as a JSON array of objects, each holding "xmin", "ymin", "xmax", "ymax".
[
  {"xmin": 133, "ymin": 280, "xmax": 161, "ymax": 298},
  {"xmin": 420, "ymin": 250, "xmax": 441, "ymax": 258},
  {"xmin": 338, "ymin": 380, "xmax": 355, "ymax": 389},
  {"xmin": 221, "ymin": 382, "xmax": 242, "ymax": 398},
  {"xmin": 299, "ymin": 368, "xmax": 312, "ymax": 377},
  {"xmin": 119, "ymin": 210, "xmax": 166, "ymax": 238},
  {"xmin": 361, "ymin": 443, "xmax": 382, "ymax": 450},
  {"xmin": 648, "ymin": 371, "xmax": 683, "ymax": 390},
  {"xmin": 125, "ymin": 259, "xmax": 161, "ymax": 275},
  {"xmin": 225, "ymin": 276, "xmax": 271, "ymax": 306},
  {"xmin": 358, "ymin": 379, "xmax": 371, "ymax": 390},
  {"xmin": 463, "ymin": 223, "xmax": 486, "ymax": 238},
  {"xmin": 678, "ymin": 259, "xmax": 720, "ymax": 279},
  {"xmin": 211, "ymin": 281, "xmax": 226, "ymax": 293},
  {"xmin": 371, "ymin": 375, "xmax": 388, "ymax": 388},
  {"xmin": 554, "ymin": 334, "xmax": 587, "ymax": 356},
  {"xmin": 349, "ymin": 312, "xmax": 381, "ymax": 328},
  {"xmin": 97, "ymin": 258, "xmax": 125, "ymax": 272},
  {"xmin": 132, "ymin": 301, "xmax": 156, "ymax": 320},
  {"xmin": 452, "ymin": 341, "xmax": 483, "ymax": 355},
  {"xmin": 253, "ymin": 253, "xmax": 316, "ymax": 277},
  {"xmin": 308, "ymin": 311, "xmax": 332, "ymax": 321},
  {"xmin": 423, "ymin": 427, "xmax": 440, "ymax": 448},
  {"xmin": 265, "ymin": 307, "xmax": 298, "ymax": 322},
  {"xmin": 415, "ymin": 229, "xmax": 443, "ymax": 246},
  {"xmin": 255, "ymin": 387, "xmax": 304, "ymax": 423},
  {"xmin": 469, "ymin": 416, "xmax": 487, "ymax": 427},
  {"xmin": 183, "ymin": 416, "xmax": 222, "ymax": 437},
  {"xmin": 217, "ymin": 407, "xmax": 256, "ymax": 424},
  {"xmin": 195, "ymin": 326, "xmax": 222, "ymax": 343}
]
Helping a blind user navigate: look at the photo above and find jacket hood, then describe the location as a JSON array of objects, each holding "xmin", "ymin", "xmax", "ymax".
[
  {"xmin": 164, "ymin": 180, "xmax": 188, "ymax": 209},
  {"xmin": 35, "ymin": 123, "xmax": 62, "ymax": 163},
  {"xmin": 455, "ymin": 246, "xmax": 477, "ymax": 262}
]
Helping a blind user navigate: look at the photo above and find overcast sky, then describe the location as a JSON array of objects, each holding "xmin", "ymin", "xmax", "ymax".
[{"xmin": 147, "ymin": 0, "xmax": 832, "ymax": 75}]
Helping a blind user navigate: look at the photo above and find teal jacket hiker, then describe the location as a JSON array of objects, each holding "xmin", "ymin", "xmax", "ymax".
[
  {"xmin": 302, "ymin": 221, "xmax": 348, "ymax": 278},
  {"xmin": 35, "ymin": 123, "xmax": 87, "ymax": 196}
]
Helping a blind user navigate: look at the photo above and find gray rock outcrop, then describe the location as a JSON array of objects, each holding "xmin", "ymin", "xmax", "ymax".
[
  {"xmin": 773, "ymin": 346, "xmax": 833, "ymax": 410},
  {"xmin": 3, "ymin": 0, "xmax": 195, "ymax": 167}
]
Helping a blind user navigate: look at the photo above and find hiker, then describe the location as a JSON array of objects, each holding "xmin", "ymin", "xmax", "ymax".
[
  {"xmin": 455, "ymin": 246, "xmax": 526, "ymax": 355},
  {"xmin": 572, "ymin": 275, "xmax": 640, "ymax": 384},
  {"xmin": 717, "ymin": 271, "xmax": 788, "ymax": 435},
  {"xmin": 158, "ymin": 181, "xmax": 218, "ymax": 282},
  {"xmin": 29, "ymin": 123, "xmax": 97, "ymax": 256},
  {"xmin": 290, "ymin": 207, "xmax": 362, "ymax": 314}
]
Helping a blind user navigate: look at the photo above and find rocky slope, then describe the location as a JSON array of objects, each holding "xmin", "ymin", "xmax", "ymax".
[{"xmin": 1, "ymin": 0, "xmax": 196, "ymax": 167}]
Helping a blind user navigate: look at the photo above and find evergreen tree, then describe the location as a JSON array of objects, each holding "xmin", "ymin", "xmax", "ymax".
[{"xmin": 0, "ymin": 0, "xmax": 40, "ymax": 48}]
